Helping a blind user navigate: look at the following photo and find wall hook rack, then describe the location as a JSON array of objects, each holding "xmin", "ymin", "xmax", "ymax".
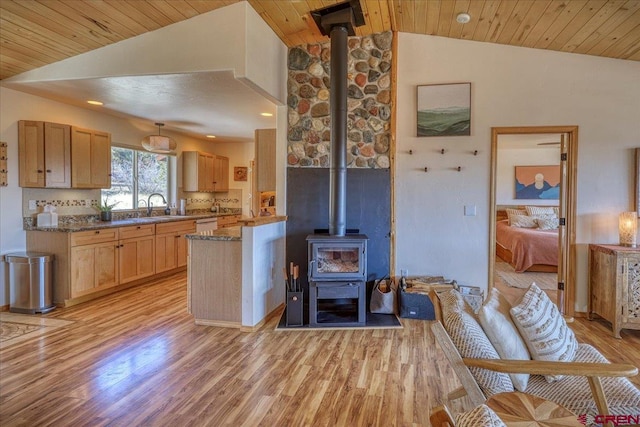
[
  {"xmin": 441, "ymin": 149, "xmax": 445, "ymax": 155},
  {"xmin": 473, "ymin": 150, "xmax": 478, "ymax": 156},
  {"xmin": 456, "ymin": 166, "xmax": 462, "ymax": 172},
  {"xmin": 409, "ymin": 149, "xmax": 413, "ymax": 155},
  {"xmin": 424, "ymin": 167, "xmax": 428, "ymax": 172}
]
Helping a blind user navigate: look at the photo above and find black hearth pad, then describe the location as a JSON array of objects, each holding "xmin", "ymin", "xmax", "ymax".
[{"xmin": 275, "ymin": 310, "xmax": 402, "ymax": 331}]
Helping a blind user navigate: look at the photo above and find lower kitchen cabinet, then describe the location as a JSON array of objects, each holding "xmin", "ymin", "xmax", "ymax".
[
  {"xmin": 155, "ymin": 220, "xmax": 196, "ymax": 273},
  {"xmin": 119, "ymin": 235, "xmax": 155, "ymax": 284},
  {"xmin": 71, "ymin": 240, "xmax": 118, "ymax": 298},
  {"xmin": 118, "ymin": 224, "xmax": 156, "ymax": 284},
  {"xmin": 27, "ymin": 220, "xmax": 196, "ymax": 306},
  {"xmin": 217, "ymin": 214, "xmax": 242, "ymax": 228}
]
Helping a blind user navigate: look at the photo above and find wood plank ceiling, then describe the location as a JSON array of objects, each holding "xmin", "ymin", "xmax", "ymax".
[{"xmin": 1, "ymin": 0, "xmax": 639, "ymax": 81}]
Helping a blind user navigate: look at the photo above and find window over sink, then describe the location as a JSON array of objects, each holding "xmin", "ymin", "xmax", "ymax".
[{"xmin": 102, "ymin": 146, "xmax": 171, "ymax": 210}]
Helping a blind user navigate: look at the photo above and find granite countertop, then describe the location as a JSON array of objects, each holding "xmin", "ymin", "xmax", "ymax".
[
  {"xmin": 26, "ymin": 212, "xmax": 239, "ymax": 233},
  {"xmin": 186, "ymin": 226, "xmax": 242, "ymax": 241}
]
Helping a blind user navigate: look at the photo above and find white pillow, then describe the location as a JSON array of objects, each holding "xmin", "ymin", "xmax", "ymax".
[
  {"xmin": 510, "ymin": 283, "xmax": 578, "ymax": 382},
  {"xmin": 455, "ymin": 404, "xmax": 507, "ymax": 427},
  {"xmin": 510, "ymin": 214, "xmax": 538, "ymax": 228},
  {"xmin": 478, "ymin": 289, "xmax": 531, "ymax": 391},
  {"xmin": 536, "ymin": 216, "xmax": 559, "ymax": 230},
  {"xmin": 525, "ymin": 206, "xmax": 556, "ymax": 217}
]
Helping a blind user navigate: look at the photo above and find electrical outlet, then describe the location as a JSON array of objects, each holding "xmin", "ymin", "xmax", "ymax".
[{"xmin": 28, "ymin": 200, "xmax": 37, "ymax": 210}]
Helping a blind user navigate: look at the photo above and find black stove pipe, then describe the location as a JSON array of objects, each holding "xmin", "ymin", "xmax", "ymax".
[{"xmin": 329, "ymin": 24, "xmax": 348, "ymax": 237}]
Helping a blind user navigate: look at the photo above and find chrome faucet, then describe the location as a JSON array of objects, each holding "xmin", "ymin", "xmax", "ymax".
[{"xmin": 147, "ymin": 193, "xmax": 167, "ymax": 216}]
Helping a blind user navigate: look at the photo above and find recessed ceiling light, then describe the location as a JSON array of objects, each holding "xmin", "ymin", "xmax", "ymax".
[
  {"xmin": 87, "ymin": 100, "xmax": 103, "ymax": 106},
  {"xmin": 261, "ymin": 112, "xmax": 273, "ymax": 117},
  {"xmin": 206, "ymin": 135, "xmax": 216, "ymax": 139},
  {"xmin": 456, "ymin": 12, "xmax": 471, "ymax": 24}
]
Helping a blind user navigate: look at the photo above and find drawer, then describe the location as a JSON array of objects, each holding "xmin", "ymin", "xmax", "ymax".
[
  {"xmin": 316, "ymin": 283, "xmax": 360, "ymax": 299},
  {"xmin": 71, "ymin": 228, "xmax": 119, "ymax": 246},
  {"xmin": 218, "ymin": 214, "xmax": 241, "ymax": 226},
  {"xmin": 119, "ymin": 223, "xmax": 155, "ymax": 239},
  {"xmin": 156, "ymin": 220, "xmax": 197, "ymax": 235}
]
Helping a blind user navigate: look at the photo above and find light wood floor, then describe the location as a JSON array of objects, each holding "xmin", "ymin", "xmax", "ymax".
[{"xmin": 1, "ymin": 272, "xmax": 639, "ymax": 426}]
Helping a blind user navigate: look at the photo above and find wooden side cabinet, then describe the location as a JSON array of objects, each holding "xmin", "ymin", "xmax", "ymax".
[{"xmin": 588, "ymin": 244, "xmax": 640, "ymax": 338}]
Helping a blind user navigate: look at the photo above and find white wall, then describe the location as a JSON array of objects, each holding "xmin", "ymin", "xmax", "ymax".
[
  {"xmin": 241, "ymin": 221, "xmax": 286, "ymax": 327},
  {"xmin": 396, "ymin": 33, "xmax": 640, "ymax": 311},
  {"xmin": 496, "ymin": 147, "xmax": 559, "ymax": 206}
]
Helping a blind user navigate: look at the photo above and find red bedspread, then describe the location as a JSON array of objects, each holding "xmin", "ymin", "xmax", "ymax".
[{"xmin": 496, "ymin": 220, "xmax": 558, "ymax": 272}]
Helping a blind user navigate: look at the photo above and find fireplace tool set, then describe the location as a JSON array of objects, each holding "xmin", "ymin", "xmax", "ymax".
[{"xmin": 285, "ymin": 262, "xmax": 303, "ymax": 326}]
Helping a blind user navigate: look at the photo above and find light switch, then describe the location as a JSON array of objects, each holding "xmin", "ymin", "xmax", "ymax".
[
  {"xmin": 464, "ymin": 205, "xmax": 477, "ymax": 216},
  {"xmin": 28, "ymin": 200, "xmax": 37, "ymax": 210}
]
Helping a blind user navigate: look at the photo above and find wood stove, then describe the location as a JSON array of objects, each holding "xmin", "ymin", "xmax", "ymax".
[{"xmin": 307, "ymin": 234, "xmax": 367, "ymax": 326}]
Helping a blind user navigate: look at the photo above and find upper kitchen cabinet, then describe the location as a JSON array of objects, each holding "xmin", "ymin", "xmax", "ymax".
[
  {"xmin": 255, "ymin": 129, "xmax": 276, "ymax": 192},
  {"xmin": 18, "ymin": 120, "xmax": 71, "ymax": 188},
  {"xmin": 71, "ymin": 127, "xmax": 112, "ymax": 189},
  {"xmin": 214, "ymin": 155, "xmax": 229, "ymax": 192},
  {"xmin": 183, "ymin": 151, "xmax": 229, "ymax": 192}
]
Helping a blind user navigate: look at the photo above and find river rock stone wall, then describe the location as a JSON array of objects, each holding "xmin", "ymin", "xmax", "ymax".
[{"xmin": 287, "ymin": 31, "xmax": 392, "ymax": 169}]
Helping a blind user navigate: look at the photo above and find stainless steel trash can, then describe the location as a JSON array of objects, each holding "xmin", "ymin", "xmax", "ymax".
[{"xmin": 4, "ymin": 252, "xmax": 55, "ymax": 314}]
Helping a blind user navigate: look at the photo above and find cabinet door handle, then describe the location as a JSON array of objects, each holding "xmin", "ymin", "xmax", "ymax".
[
  {"xmin": 136, "ymin": 226, "xmax": 141, "ymax": 229},
  {"xmin": 95, "ymin": 230, "xmax": 100, "ymax": 234},
  {"xmin": 46, "ymin": 169, "xmax": 52, "ymax": 173},
  {"xmin": 37, "ymin": 169, "xmax": 43, "ymax": 173}
]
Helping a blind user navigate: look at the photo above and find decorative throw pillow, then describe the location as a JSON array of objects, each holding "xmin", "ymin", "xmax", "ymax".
[
  {"xmin": 443, "ymin": 298, "xmax": 514, "ymax": 396},
  {"xmin": 536, "ymin": 216, "xmax": 559, "ymax": 230},
  {"xmin": 525, "ymin": 206, "xmax": 557, "ymax": 217},
  {"xmin": 505, "ymin": 208, "xmax": 527, "ymax": 225},
  {"xmin": 510, "ymin": 283, "xmax": 578, "ymax": 382},
  {"xmin": 510, "ymin": 214, "xmax": 538, "ymax": 228},
  {"xmin": 478, "ymin": 289, "xmax": 531, "ymax": 391},
  {"xmin": 438, "ymin": 289, "xmax": 472, "ymax": 317},
  {"xmin": 455, "ymin": 404, "xmax": 507, "ymax": 427}
]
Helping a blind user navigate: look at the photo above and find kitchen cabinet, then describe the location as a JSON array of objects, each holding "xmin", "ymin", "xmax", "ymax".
[
  {"xmin": 70, "ymin": 228, "xmax": 119, "ymax": 298},
  {"xmin": 589, "ymin": 244, "xmax": 640, "ymax": 338},
  {"xmin": 214, "ymin": 155, "xmax": 229, "ymax": 192},
  {"xmin": 71, "ymin": 126, "xmax": 112, "ymax": 189},
  {"xmin": 183, "ymin": 151, "xmax": 214, "ymax": 192},
  {"xmin": 155, "ymin": 220, "xmax": 196, "ymax": 273},
  {"xmin": 255, "ymin": 129, "xmax": 276, "ymax": 192},
  {"xmin": 118, "ymin": 224, "xmax": 156, "ymax": 284},
  {"xmin": 183, "ymin": 151, "xmax": 229, "ymax": 192},
  {"xmin": 217, "ymin": 214, "xmax": 242, "ymax": 228},
  {"xmin": 18, "ymin": 120, "xmax": 71, "ymax": 188}
]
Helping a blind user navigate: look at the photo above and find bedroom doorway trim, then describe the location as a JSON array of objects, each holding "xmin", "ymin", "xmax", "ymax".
[{"xmin": 489, "ymin": 126, "xmax": 578, "ymax": 316}]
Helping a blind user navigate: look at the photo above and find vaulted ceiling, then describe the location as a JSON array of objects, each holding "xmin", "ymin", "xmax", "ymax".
[{"xmin": 1, "ymin": 0, "xmax": 639, "ymax": 81}]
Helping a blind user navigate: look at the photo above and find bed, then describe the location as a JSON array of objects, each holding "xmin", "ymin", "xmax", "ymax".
[{"xmin": 495, "ymin": 219, "xmax": 558, "ymax": 273}]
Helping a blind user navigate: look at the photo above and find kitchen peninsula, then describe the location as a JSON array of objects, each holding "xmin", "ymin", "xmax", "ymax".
[{"xmin": 187, "ymin": 216, "xmax": 286, "ymax": 330}]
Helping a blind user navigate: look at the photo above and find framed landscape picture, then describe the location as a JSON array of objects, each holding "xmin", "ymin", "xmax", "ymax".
[
  {"xmin": 515, "ymin": 165, "xmax": 560, "ymax": 200},
  {"xmin": 417, "ymin": 83, "xmax": 471, "ymax": 137}
]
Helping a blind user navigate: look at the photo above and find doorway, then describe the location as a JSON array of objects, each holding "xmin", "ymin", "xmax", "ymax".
[{"xmin": 489, "ymin": 126, "xmax": 578, "ymax": 316}]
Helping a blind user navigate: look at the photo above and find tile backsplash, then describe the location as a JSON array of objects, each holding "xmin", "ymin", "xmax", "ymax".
[{"xmin": 22, "ymin": 188, "xmax": 244, "ymax": 224}]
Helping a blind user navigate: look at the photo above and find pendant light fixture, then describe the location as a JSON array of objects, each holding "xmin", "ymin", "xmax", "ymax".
[{"xmin": 141, "ymin": 122, "xmax": 177, "ymax": 154}]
